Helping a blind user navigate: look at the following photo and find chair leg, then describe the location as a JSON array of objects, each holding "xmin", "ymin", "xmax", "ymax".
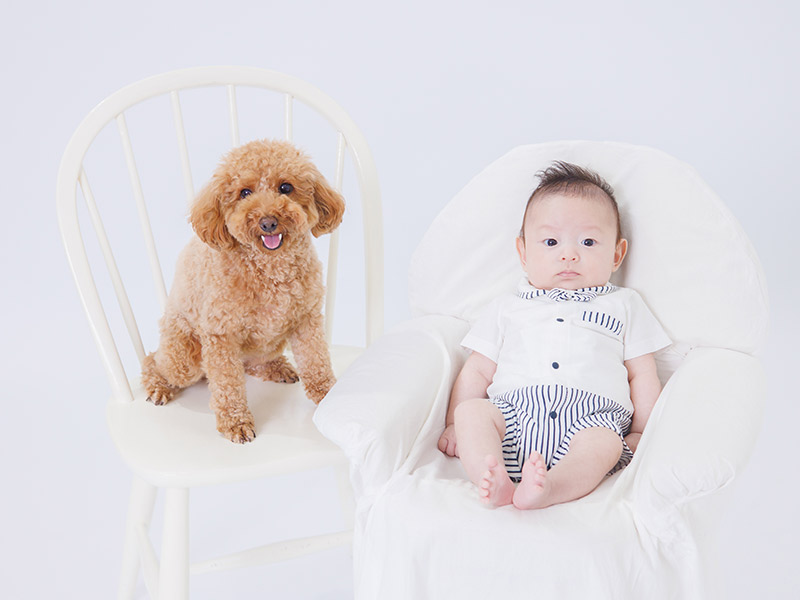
[
  {"xmin": 118, "ymin": 476, "xmax": 157, "ymax": 600},
  {"xmin": 158, "ymin": 487, "xmax": 190, "ymax": 600}
]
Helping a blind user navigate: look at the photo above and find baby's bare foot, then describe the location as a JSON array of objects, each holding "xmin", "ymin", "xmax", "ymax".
[
  {"xmin": 478, "ymin": 455, "xmax": 515, "ymax": 507},
  {"xmin": 513, "ymin": 452, "xmax": 551, "ymax": 510}
]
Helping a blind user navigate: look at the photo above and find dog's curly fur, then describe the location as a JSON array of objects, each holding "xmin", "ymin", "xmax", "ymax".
[{"xmin": 141, "ymin": 139, "xmax": 345, "ymax": 443}]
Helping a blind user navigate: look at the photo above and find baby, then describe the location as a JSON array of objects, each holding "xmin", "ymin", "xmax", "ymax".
[{"xmin": 438, "ymin": 161, "xmax": 670, "ymax": 509}]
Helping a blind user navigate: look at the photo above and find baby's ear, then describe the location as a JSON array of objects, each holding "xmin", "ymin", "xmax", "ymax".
[
  {"xmin": 516, "ymin": 236, "xmax": 527, "ymax": 267},
  {"xmin": 310, "ymin": 171, "xmax": 345, "ymax": 237},
  {"xmin": 613, "ymin": 238, "xmax": 628, "ymax": 271},
  {"xmin": 189, "ymin": 178, "xmax": 237, "ymax": 250}
]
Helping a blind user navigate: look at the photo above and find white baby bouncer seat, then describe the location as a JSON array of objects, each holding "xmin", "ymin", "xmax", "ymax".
[{"xmin": 315, "ymin": 142, "xmax": 768, "ymax": 599}]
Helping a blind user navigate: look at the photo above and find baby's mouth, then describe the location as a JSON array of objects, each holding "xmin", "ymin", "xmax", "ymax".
[{"xmin": 261, "ymin": 233, "xmax": 283, "ymax": 250}]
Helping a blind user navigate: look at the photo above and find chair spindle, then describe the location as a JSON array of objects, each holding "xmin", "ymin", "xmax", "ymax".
[
  {"xmin": 79, "ymin": 168, "xmax": 147, "ymax": 366},
  {"xmin": 284, "ymin": 94, "xmax": 293, "ymax": 142},
  {"xmin": 324, "ymin": 133, "xmax": 346, "ymax": 342},
  {"xmin": 170, "ymin": 91, "xmax": 195, "ymax": 205},
  {"xmin": 227, "ymin": 85, "xmax": 240, "ymax": 148},
  {"xmin": 116, "ymin": 113, "xmax": 168, "ymax": 311}
]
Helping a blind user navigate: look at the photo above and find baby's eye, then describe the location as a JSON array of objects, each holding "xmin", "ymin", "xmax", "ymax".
[
  {"xmin": 544, "ymin": 238, "xmax": 558, "ymax": 247},
  {"xmin": 279, "ymin": 182, "xmax": 294, "ymax": 194},
  {"xmin": 239, "ymin": 188, "xmax": 253, "ymax": 199},
  {"xmin": 582, "ymin": 239, "xmax": 596, "ymax": 247}
]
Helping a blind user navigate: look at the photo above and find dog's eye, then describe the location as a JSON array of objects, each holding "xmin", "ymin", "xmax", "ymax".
[
  {"xmin": 240, "ymin": 188, "xmax": 253, "ymax": 199},
  {"xmin": 279, "ymin": 182, "xmax": 294, "ymax": 195}
]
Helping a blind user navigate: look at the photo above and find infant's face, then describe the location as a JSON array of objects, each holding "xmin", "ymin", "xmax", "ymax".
[{"xmin": 516, "ymin": 191, "xmax": 627, "ymax": 290}]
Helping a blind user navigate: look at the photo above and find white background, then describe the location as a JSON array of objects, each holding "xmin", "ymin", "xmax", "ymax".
[{"xmin": 2, "ymin": 0, "xmax": 798, "ymax": 598}]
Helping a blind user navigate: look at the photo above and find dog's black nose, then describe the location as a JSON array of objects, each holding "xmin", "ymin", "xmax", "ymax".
[{"xmin": 259, "ymin": 217, "xmax": 278, "ymax": 234}]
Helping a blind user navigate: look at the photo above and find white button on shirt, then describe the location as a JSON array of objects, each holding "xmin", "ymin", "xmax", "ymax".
[{"xmin": 462, "ymin": 280, "xmax": 671, "ymax": 413}]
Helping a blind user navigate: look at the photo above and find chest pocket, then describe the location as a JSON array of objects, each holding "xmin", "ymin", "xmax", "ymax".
[{"xmin": 580, "ymin": 310, "xmax": 624, "ymax": 337}]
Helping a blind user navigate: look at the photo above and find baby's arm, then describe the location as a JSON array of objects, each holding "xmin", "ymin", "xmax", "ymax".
[
  {"xmin": 624, "ymin": 352, "xmax": 662, "ymax": 453},
  {"xmin": 437, "ymin": 351, "xmax": 497, "ymax": 457}
]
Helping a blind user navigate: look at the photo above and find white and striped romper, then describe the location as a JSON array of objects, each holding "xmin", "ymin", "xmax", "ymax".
[
  {"xmin": 491, "ymin": 384, "xmax": 633, "ymax": 479},
  {"xmin": 462, "ymin": 279, "xmax": 671, "ymax": 480}
]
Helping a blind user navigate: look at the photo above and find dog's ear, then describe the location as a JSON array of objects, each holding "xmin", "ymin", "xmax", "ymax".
[
  {"xmin": 189, "ymin": 178, "xmax": 237, "ymax": 250},
  {"xmin": 310, "ymin": 172, "xmax": 345, "ymax": 237}
]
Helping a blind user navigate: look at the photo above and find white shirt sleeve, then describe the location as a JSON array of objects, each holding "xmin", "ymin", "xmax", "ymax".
[
  {"xmin": 623, "ymin": 291, "xmax": 672, "ymax": 360},
  {"xmin": 461, "ymin": 297, "xmax": 505, "ymax": 362}
]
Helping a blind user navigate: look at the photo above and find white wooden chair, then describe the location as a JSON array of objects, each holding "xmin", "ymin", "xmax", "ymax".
[
  {"xmin": 56, "ymin": 67, "xmax": 382, "ymax": 599},
  {"xmin": 315, "ymin": 142, "xmax": 768, "ymax": 599}
]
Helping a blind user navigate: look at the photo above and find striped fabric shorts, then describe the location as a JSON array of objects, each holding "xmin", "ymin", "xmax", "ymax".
[{"xmin": 490, "ymin": 384, "xmax": 633, "ymax": 481}]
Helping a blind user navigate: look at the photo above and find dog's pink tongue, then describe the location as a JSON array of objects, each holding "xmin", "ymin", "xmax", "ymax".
[{"xmin": 262, "ymin": 234, "xmax": 282, "ymax": 250}]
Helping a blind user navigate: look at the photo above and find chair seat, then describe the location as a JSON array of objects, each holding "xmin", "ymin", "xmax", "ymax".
[{"xmin": 107, "ymin": 345, "xmax": 363, "ymax": 488}]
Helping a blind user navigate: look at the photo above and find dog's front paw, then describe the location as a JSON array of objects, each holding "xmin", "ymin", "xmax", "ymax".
[
  {"xmin": 216, "ymin": 410, "xmax": 256, "ymax": 444},
  {"xmin": 226, "ymin": 422, "xmax": 256, "ymax": 444},
  {"xmin": 304, "ymin": 375, "xmax": 336, "ymax": 405}
]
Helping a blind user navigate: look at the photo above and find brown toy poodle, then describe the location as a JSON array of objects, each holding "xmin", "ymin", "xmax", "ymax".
[{"xmin": 141, "ymin": 139, "xmax": 345, "ymax": 443}]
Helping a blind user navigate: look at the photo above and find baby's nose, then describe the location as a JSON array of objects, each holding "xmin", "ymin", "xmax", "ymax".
[{"xmin": 560, "ymin": 249, "xmax": 578, "ymax": 261}]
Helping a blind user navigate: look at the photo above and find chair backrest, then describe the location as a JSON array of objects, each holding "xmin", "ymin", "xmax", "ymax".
[
  {"xmin": 409, "ymin": 142, "xmax": 768, "ymax": 357},
  {"xmin": 57, "ymin": 66, "xmax": 383, "ymax": 403}
]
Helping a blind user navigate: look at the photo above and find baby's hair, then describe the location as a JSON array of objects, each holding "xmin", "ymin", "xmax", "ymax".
[{"xmin": 520, "ymin": 161, "xmax": 622, "ymax": 241}]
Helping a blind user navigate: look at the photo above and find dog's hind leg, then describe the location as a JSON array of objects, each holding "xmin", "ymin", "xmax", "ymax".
[
  {"xmin": 142, "ymin": 317, "xmax": 203, "ymax": 405},
  {"xmin": 245, "ymin": 354, "xmax": 299, "ymax": 384},
  {"xmin": 141, "ymin": 352, "xmax": 179, "ymax": 405}
]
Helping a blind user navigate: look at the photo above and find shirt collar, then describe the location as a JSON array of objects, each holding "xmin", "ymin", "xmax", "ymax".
[{"xmin": 517, "ymin": 277, "xmax": 617, "ymax": 301}]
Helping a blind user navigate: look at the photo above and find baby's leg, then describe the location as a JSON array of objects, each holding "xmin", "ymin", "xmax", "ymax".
[
  {"xmin": 513, "ymin": 427, "xmax": 622, "ymax": 510},
  {"xmin": 454, "ymin": 399, "xmax": 514, "ymax": 507}
]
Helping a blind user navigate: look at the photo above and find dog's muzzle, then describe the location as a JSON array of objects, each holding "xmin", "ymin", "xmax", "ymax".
[{"xmin": 259, "ymin": 217, "xmax": 283, "ymax": 250}]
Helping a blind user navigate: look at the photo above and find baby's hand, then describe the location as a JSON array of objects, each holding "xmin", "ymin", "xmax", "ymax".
[{"xmin": 438, "ymin": 424, "xmax": 459, "ymax": 457}]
